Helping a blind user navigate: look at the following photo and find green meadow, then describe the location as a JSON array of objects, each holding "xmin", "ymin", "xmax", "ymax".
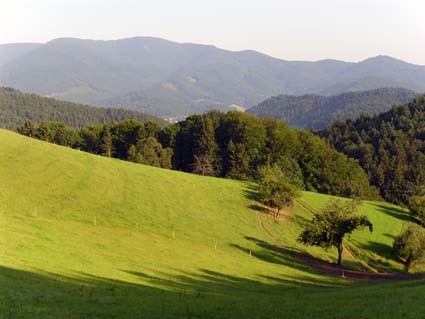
[{"xmin": 0, "ymin": 129, "xmax": 423, "ymax": 318}]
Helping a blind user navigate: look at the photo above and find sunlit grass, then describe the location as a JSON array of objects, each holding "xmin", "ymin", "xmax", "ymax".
[{"xmin": 0, "ymin": 129, "xmax": 423, "ymax": 318}]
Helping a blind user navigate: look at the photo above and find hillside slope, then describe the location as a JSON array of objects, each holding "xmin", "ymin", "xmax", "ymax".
[
  {"xmin": 1, "ymin": 37, "xmax": 425, "ymax": 116},
  {"xmin": 0, "ymin": 87, "xmax": 166, "ymax": 129},
  {"xmin": 247, "ymin": 88, "xmax": 417, "ymax": 129},
  {"xmin": 0, "ymin": 130, "xmax": 423, "ymax": 318}
]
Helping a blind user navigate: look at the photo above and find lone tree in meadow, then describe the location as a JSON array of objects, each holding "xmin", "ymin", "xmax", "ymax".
[
  {"xmin": 393, "ymin": 225, "xmax": 425, "ymax": 272},
  {"xmin": 258, "ymin": 164, "xmax": 300, "ymax": 221},
  {"xmin": 298, "ymin": 200, "xmax": 373, "ymax": 266}
]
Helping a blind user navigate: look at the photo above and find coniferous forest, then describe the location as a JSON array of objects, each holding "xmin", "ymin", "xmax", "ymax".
[
  {"xmin": 0, "ymin": 87, "xmax": 166, "ymax": 129},
  {"xmin": 321, "ymin": 96, "xmax": 425, "ymax": 204},
  {"xmin": 247, "ymin": 88, "xmax": 417, "ymax": 130}
]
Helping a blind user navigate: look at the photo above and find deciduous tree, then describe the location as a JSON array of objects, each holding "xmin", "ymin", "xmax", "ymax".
[
  {"xmin": 298, "ymin": 200, "xmax": 373, "ymax": 266},
  {"xmin": 393, "ymin": 225, "xmax": 425, "ymax": 272},
  {"xmin": 258, "ymin": 164, "xmax": 300, "ymax": 221}
]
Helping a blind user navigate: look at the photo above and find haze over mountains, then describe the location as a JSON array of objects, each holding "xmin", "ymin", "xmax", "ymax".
[
  {"xmin": 0, "ymin": 43, "xmax": 42, "ymax": 66},
  {"xmin": 1, "ymin": 36, "xmax": 425, "ymax": 117}
]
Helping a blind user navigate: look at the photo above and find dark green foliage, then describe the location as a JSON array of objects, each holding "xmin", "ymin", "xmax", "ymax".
[
  {"xmin": 297, "ymin": 131, "xmax": 379, "ymax": 199},
  {"xmin": 393, "ymin": 225, "xmax": 425, "ymax": 272},
  {"xmin": 226, "ymin": 140, "xmax": 250, "ymax": 180},
  {"xmin": 132, "ymin": 137, "xmax": 173, "ymax": 169},
  {"xmin": 18, "ymin": 120, "xmax": 81, "ymax": 147},
  {"xmin": 99, "ymin": 126, "xmax": 113, "ymax": 158},
  {"xmin": 321, "ymin": 96, "xmax": 425, "ymax": 204},
  {"xmin": 257, "ymin": 164, "xmax": 300, "ymax": 220},
  {"xmin": 172, "ymin": 111, "xmax": 376, "ymax": 199},
  {"xmin": 247, "ymin": 88, "xmax": 417, "ymax": 130},
  {"xmin": 0, "ymin": 87, "xmax": 166, "ymax": 130},
  {"xmin": 17, "ymin": 110, "xmax": 377, "ymax": 199},
  {"xmin": 298, "ymin": 200, "xmax": 373, "ymax": 265},
  {"xmin": 409, "ymin": 195, "xmax": 425, "ymax": 226},
  {"xmin": 216, "ymin": 111, "xmax": 266, "ymax": 179},
  {"xmin": 173, "ymin": 112, "xmax": 221, "ymax": 176}
]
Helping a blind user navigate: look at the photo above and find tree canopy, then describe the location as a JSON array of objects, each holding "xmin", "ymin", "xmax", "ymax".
[
  {"xmin": 321, "ymin": 96, "xmax": 425, "ymax": 204},
  {"xmin": 257, "ymin": 164, "xmax": 300, "ymax": 221},
  {"xmin": 393, "ymin": 225, "xmax": 425, "ymax": 272},
  {"xmin": 298, "ymin": 200, "xmax": 373, "ymax": 266},
  {"xmin": 408, "ymin": 195, "xmax": 425, "ymax": 226}
]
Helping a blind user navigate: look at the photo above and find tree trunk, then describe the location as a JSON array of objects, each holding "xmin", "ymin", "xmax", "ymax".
[
  {"xmin": 337, "ymin": 241, "xmax": 343, "ymax": 266},
  {"xmin": 274, "ymin": 208, "xmax": 280, "ymax": 222},
  {"xmin": 405, "ymin": 253, "xmax": 412, "ymax": 273}
]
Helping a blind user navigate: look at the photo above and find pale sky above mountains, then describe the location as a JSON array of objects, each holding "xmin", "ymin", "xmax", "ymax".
[{"xmin": 2, "ymin": 0, "xmax": 425, "ymax": 64}]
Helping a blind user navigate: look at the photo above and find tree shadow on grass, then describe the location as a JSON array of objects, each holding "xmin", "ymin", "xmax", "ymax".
[
  {"xmin": 384, "ymin": 233, "xmax": 396, "ymax": 240},
  {"xmin": 231, "ymin": 236, "xmax": 342, "ymax": 285},
  {"xmin": 361, "ymin": 241, "xmax": 394, "ymax": 259},
  {"xmin": 125, "ymin": 267, "xmax": 336, "ymax": 294},
  {"xmin": 2, "ymin": 259, "xmax": 423, "ymax": 319},
  {"xmin": 354, "ymin": 240, "xmax": 400, "ymax": 271},
  {"xmin": 371, "ymin": 203, "xmax": 417, "ymax": 224},
  {"xmin": 248, "ymin": 204, "xmax": 272, "ymax": 215},
  {"xmin": 243, "ymin": 184, "xmax": 260, "ymax": 202},
  {"xmin": 0, "ymin": 263, "xmax": 339, "ymax": 319}
]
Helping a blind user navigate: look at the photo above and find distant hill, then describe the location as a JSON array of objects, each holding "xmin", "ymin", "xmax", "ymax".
[
  {"xmin": 1, "ymin": 37, "xmax": 425, "ymax": 116},
  {"xmin": 321, "ymin": 96, "xmax": 425, "ymax": 204},
  {"xmin": 247, "ymin": 88, "xmax": 418, "ymax": 130},
  {"xmin": 0, "ymin": 87, "xmax": 166, "ymax": 129},
  {"xmin": 0, "ymin": 43, "xmax": 41, "ymax": 66}
]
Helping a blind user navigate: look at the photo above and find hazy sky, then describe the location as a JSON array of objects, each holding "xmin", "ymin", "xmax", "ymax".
[{"xmin": 2, "ymin": 0, "xmax": 425, "ymax": 64}]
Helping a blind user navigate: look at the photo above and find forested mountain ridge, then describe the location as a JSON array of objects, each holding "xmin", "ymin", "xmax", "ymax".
[
  {"xmin": 320, "ymin": 96, "xmax": 425, "ymax": 204},
  {"xmin": 0, "ymin": 87, "xmax": 166, "ymax": 129},
  {"xmin": 1, "ymin": 37, "xmax": 425, "ymax": 116},
  {"xmin": 247, "ymin": 88, "xmax": 418, "ymax": 130}
]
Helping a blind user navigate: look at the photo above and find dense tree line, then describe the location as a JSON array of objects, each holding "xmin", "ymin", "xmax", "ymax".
[
  {"xmin": 18, "ymin": 110, "xmax": 379, "ymax": 200},
  {"xmin": 0, "ymin": 87, "xmax": 166, "ymax": 130},
  {"xmin": 247, "ymin": 88, "xmax": 417, "ymax": 130},
  {"xmin": 320, "ymin": 96, "xmax": 425, "ymax": 204}
]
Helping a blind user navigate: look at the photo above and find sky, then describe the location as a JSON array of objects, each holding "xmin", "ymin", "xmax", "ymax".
[{"xmin": 2, "ymin": 0, "xmax": 425, "ymax": 64}]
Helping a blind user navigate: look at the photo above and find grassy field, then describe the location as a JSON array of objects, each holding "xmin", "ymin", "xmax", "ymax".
[{"xmin": 0, "ymin": 129, "xmax": 424, "ymax": 318}]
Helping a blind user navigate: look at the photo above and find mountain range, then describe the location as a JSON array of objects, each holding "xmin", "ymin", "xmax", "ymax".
[{"xmin": 1, "ymin": 37, "xmax": 425, "ymax": 117}]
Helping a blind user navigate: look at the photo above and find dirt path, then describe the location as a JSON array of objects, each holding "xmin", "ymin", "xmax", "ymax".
[
  {"xmin": 254, "ymin": 209, "xmax": 421, "ymax": 281},
  {"xmin": 255, "ymin": 211, "xmax": 284, "ymax": 246}
]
